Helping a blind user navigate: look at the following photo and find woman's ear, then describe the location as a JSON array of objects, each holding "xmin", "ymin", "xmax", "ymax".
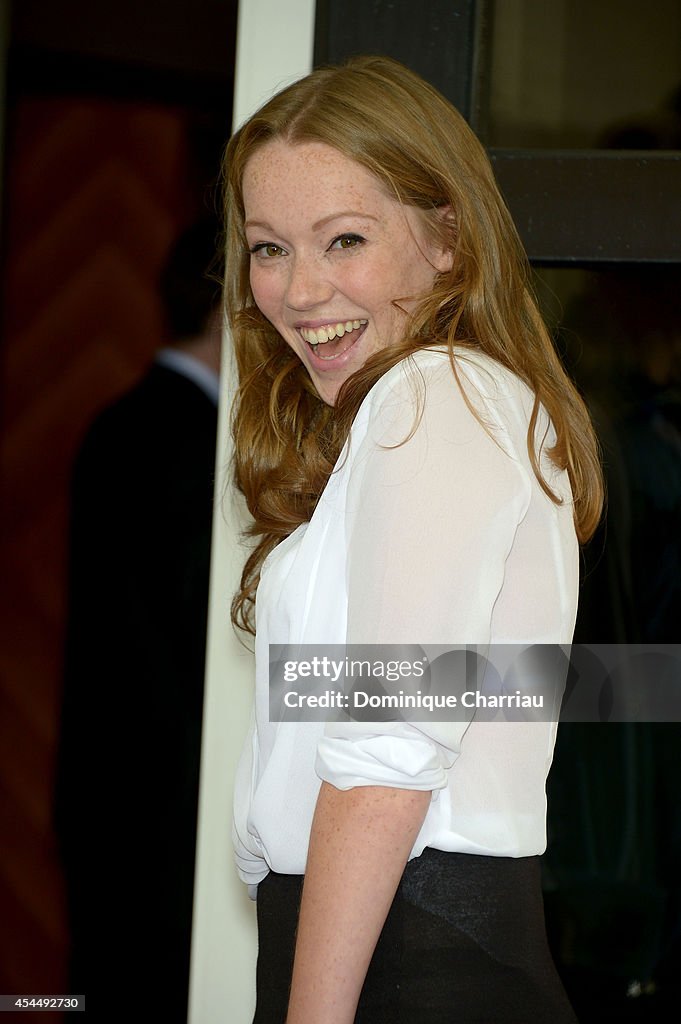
[{"xmin": 431, "ymin": 204, "xmax": 456, "ymax": 273}]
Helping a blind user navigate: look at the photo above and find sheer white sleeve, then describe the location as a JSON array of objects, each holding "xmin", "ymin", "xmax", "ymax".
[{"xmin": 315, "ymin": 352, "xmax": 533, "ymax": 791}]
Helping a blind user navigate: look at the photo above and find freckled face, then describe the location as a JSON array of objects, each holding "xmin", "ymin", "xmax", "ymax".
[{"xmin": 242, "ymin": 140, "xmax": 451, "ymax": 405}]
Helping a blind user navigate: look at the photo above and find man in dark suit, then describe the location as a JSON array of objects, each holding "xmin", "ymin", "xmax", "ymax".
[{"xmin": 55, "ymin": 220, "xmax": 222, "ymax": 1022}]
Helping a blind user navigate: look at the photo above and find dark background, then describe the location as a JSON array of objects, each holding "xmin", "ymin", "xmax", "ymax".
[{"xmin": 0, "ymin": 0, "xmax": 237, "ymax": 1009}]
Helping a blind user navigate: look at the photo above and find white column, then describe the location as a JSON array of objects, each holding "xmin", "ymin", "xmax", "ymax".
[{"xmin": 188, "ymin": 2, "xmax": 315, "ymax": 1022}]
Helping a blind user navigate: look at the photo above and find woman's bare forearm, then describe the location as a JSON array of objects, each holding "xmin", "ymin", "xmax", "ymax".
[{"xmin": 285, "ymin": 781, "xmax": 431, "ymax": 1024}]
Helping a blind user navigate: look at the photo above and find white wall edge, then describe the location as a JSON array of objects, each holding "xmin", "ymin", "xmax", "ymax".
[{"xmin": 189, "ymin": 2, "xmax": 315, "ymax": 1021}]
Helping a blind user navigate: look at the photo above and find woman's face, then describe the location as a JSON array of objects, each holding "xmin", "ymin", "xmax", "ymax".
[{"xmin": 242, "ymin": 140, "xmax": 451, "ymax": 405}]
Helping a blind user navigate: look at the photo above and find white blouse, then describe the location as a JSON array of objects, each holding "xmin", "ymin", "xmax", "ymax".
[{"xmin": 233, "ymin": 348, "xmax": 579, "ymax": 889}]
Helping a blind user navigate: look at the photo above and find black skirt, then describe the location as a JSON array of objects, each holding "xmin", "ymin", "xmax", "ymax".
[{"xmin": 254, "ymin": 847, "xmax": 578, "ymax": 1024}]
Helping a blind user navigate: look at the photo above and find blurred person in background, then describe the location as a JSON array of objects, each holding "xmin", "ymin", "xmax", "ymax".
[{"xmin": 55, "ymin": 217, "xmax": 223, "ymax": 1022}]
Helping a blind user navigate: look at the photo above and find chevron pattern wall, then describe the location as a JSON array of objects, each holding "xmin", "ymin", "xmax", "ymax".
[{"xmin": 0, "ymin": 93, "xmax": 200, "ymax": 1000}]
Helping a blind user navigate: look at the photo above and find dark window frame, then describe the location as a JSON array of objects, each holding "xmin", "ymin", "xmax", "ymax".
[
  {"xmin": 491, "ymin": 149, "xmax": 681, "ymax": 265},
  {"xmin": 314, "ymin": 0, "xmax": 681, "ymax": 265}
]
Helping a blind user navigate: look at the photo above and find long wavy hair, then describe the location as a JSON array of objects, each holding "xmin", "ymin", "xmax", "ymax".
[{"xmin": 223, "ymin": 56, "xmax": 603, "ymax": 635}]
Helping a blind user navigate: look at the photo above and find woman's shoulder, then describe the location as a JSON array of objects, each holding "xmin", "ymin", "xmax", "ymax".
[
  {"xmin": 343, "ymin": 345, "xmax": 545, "ymax": 478},
  {"xmin": 359, "ymin": 345, "xmax": 535, "ymax": 426}
]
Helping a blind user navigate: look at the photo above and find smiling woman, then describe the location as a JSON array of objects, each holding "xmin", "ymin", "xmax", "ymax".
[
  {"xmin": 223, "ymin": 56, "xmax": 603, "ymax": 1024},
  {"xmin": 242, "ymin": 140, "xmax": 452, "ymax": 403}
]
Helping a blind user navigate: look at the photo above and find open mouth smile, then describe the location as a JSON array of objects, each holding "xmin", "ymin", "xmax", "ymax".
[{"xmin": 299, "ymin": 319, "xmax": 368, "ymax": 362}]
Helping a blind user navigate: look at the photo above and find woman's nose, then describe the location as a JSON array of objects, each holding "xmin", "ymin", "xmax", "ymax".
[{"xmin": 285, "ymin": 255, "xmax": 334, "ymax": 311}]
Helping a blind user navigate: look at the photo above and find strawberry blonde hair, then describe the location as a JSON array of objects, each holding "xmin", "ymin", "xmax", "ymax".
[{"xmin": 223, "ymin": 56, "xmax": 603, "ymax": 634}]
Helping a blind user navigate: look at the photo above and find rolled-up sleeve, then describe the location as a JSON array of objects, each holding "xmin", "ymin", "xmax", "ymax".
[{"xmin": 315, "ymin": 355, "xmax": 532, "ymax": 791}]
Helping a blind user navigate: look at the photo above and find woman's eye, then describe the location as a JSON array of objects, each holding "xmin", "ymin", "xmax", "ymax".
[
  {"xmin": 250, "ymin": 243, "xmax": 285, "ymax": 258},
  {"xmin": 329, "ymin": 234, "xmax": 364, "ymax": 250}
]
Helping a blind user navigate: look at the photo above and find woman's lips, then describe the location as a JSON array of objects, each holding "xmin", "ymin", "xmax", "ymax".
[
  {"xmin": 299, "ymin": 319, "xmax": 368, "ymax": 346},
  {"xmin": 301, "ymin": 320, "xmax": 368, "ymax": 366}
]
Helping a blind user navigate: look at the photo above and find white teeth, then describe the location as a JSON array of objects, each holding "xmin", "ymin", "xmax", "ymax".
[{"xmin": 300, "ymin": 319, "xmax": 367, "ymax": 347}]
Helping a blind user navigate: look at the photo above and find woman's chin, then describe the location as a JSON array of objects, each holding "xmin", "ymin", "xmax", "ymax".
[{"xmin": 305, "ymin": 325, "xmax": 370, "ymax": 404}]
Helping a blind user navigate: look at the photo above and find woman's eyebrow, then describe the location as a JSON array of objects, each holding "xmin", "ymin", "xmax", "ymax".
[
  {"xmin": 244, "ymin": 219, "xmax": 276, "ymax": 232},
  {"xmin": 312, "ymin": 211, "xmax": 381, "ymax": 231},
  {"xmin": 244, "ymin": 211, "xmax": 381, "ymax": 233}
]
